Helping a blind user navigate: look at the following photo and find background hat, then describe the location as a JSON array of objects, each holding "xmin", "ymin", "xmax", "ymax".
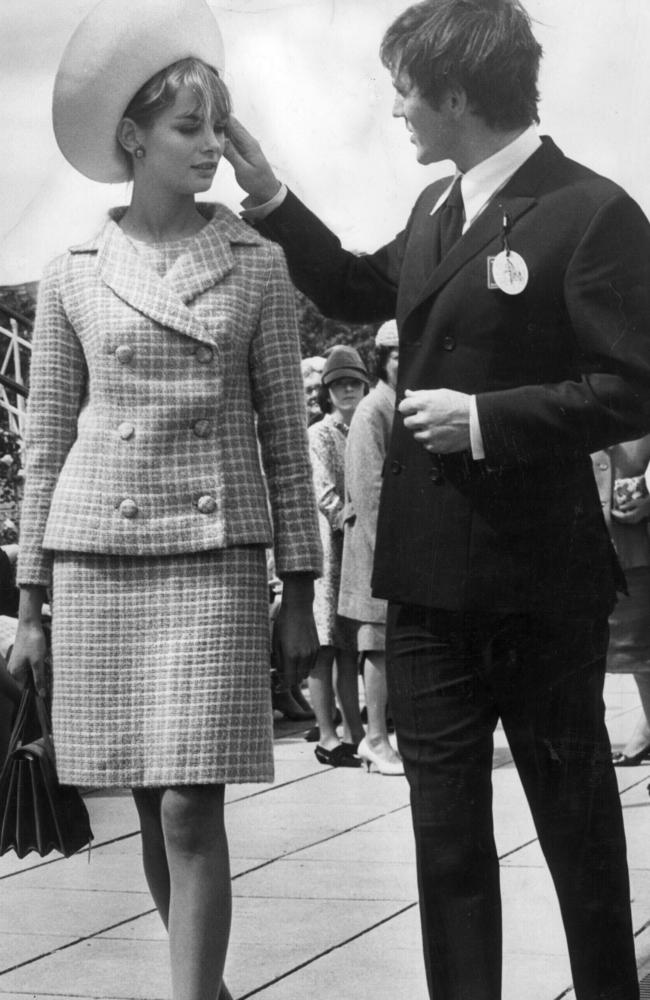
[
  {"xmin": 322, "ymin": 346, "xmax": 369, "ymax": 387},
  {"xmin": 375, "ymin": 320, "xmax": 399, "ymax": 348},
  {"xmin": 52, "ymin": 0, "xmax": 226, "ymax": 183}
]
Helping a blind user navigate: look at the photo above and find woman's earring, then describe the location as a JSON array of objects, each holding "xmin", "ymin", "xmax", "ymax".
[{"xmin": 134, "ymin": 145, "xmax": 146, "ymax": 159}]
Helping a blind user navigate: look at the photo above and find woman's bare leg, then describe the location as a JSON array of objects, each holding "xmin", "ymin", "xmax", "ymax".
[
  {"xmin": 131, "ymin": 787, "xmax": 170, "ymax": 923},
  {"xmin": 132, "ymin": 785, "xmax": 232, "ymax": 1000},
  {"xmin": 362, "ymin": 651, "xmax": 401, "ymax": 763},
  {"xmin": 309, "ymin": 646, "xmax": 338, "ymax": 748},
  {"xmin": 334, "ymin": 649, "xmax": 365, "ymax": 746}
]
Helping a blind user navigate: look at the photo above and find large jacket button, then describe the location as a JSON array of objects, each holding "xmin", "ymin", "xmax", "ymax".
[
  {"xmin": 195, "ymin": 345, "xmax": 214, "ymax": 365},
  {"xmin": 441, "ymin": 336, "xmax": 456, "ymax": 351},
  {"xmin": 115, "ymin": 344, "xmax": 134, "ymax": 365},
  {"xmin": 429, "ymin": 465, "xmax": 443, "ymax": 484},
  {"xmin": 192, "ymin": 419, "xmax": 213, "ymax": 438},
  {"xmin": 118, "ymin": 422, "xmax": 135, "ymax": 440},
  {"xmin": 390, "ymin": 460, "xmax": 403, "ymax": 475},
  {"xmin": 119, "ymin": 498, "xmax": 139, "ymax": 518},
  {"xmin": 197, "ymin": 494, "xmax": 217, "ymax": 514}
]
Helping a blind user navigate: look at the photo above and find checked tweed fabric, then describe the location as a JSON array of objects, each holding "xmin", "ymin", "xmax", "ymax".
[
  {"xmin": 17, "ymin": 203, "xmax": 322, "ymax": 787},
  {"xmin": 51, "ymin": 546, "xmax": 273, "ymax": 787},
  {"xmin": 18, "ymin": 203, "xmax": 321, "ymax": 587}
]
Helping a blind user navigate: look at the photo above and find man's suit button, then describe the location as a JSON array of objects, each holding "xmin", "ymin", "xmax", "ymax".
[
  {"xmin": 441, "ymin": 336, "xmax": 456, "ymax": 351},
  {"xmin": 429, "ymin": 467, "xmax": 443, "ymax": 484},
  {"xmin": 197, "ymin": 494, "xmax": 217, "ymax": 514},
  {"xmin": 390, "ymin": 460, "xmax": 403, "ymax": 475},
  {"xmin": 115, "ymin": 344, "xmax": 134, "ymax": 365},
  {"xmin": 119, "ymin": 498, "xmax": 139, "ymax": 519},
  {"xmin": 192, "ymin": 419, "xmax": 212, "ymax": 438},
  {"xmin": 118, "ymin": 422, "xmax": 135, "ymax": 440},
  {"xmin": 195, "ymin": 345, "xmax": 214, "ymax": 365}
]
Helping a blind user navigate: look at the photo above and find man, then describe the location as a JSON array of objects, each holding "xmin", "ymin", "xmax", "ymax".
[{"xmin": 225, "ymin": 1, "xmax": 650, "ymax": 996}]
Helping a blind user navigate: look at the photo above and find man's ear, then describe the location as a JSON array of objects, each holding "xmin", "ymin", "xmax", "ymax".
[
  {"xmin": 444, "ymin": 85, "xmax": 468, "ymax": 120},
  {"xmin": 116, "ymin": 117, "xmax": 141, "ymax": 156}
]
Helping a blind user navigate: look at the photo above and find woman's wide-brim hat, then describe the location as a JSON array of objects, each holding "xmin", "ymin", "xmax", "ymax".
[{"xmin": 52, "ymin": 0, "xmax": 226, "ymax": 183}]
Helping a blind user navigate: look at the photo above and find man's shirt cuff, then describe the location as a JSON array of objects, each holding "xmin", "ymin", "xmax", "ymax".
[
  {"xmin": 469, "ymin": 395, "xmax": 486, "ymax": 460},
  {"xmin": 241, "ymin": 183, "xmax": 288, "ymax": 220}
]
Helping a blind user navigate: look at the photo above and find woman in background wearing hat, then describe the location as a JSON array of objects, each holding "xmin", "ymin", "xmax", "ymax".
[
  {"xmin": 8, "ymin": 2, "xmax": 320, "ymax": 999},
  {"xmin": 339, "ymin": 322, "xmax": 403, "ymax": 776},
  {"xmin": 308, "ymin": 345, "xmax": 368, "ymax": 767}
]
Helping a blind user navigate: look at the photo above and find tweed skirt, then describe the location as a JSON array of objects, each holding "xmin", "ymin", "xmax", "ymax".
[{"xmin": 50, "ymin": 546, "xmax": 273, "ymax": 788}]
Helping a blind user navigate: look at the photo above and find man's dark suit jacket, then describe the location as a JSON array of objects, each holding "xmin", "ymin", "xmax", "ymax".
[{"xmin": 256, "ymin": 137, "xmax": 650, "ymax": 616}]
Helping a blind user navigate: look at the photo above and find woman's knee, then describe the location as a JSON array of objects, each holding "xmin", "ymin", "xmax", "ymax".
[{"xmin": 160, "ymin": 785, "xmax": 226, "ymax": 856}]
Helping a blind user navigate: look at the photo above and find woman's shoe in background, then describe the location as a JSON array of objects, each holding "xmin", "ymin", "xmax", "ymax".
[
  {"xmin": 357, "ymin": 737, "xmax": 404, "ymax": 776},
  {"xmin": 612, "ymin": 745, "xmax": 650, "ymax": 767},
  {"xmin": 314, "ymin": 743, "xmax": 361, "ymax": 768}
]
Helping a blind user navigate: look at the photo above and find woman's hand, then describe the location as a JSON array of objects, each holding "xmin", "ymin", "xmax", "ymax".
[
  {"xmin": 223, "ymin": 116, "xmax": 283, "ymax": 204},
  {"xmin": 7, "ymin": 586, "xmax": 48, "ymax": 697},
  {"xmin": 273, "ymin": 574, "xmax": 319, "ymax": 688},
  {"xmin": 8, "ymin": 621, "xmax": 48, "ymax": 696},
  {"xmin": 611, "ymin": 493, "xmax": 650, "ymax": 525}
]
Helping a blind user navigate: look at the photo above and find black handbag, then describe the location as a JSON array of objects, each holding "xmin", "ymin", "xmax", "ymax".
[{"xmin": 0, "ymin": 680, "xmax": 93, "ymax": 858}]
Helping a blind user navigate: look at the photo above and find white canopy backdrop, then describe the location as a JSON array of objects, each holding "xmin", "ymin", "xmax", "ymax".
[{"xmin": 0, "ymin": 0, "xmax": 648, "ymax": 285}]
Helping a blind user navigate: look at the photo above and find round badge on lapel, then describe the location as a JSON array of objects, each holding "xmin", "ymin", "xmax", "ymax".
[{"xmin": 491, "ymin": 250, "xmax": 529, "ymax": 295}]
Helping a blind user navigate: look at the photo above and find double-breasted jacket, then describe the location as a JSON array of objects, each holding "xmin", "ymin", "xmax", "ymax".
[
  {"xmin": 18, "ymin": 204, "xmax": 321, "ymax": 587},
  {"xmin": 256, "ymin": 138, "xmax": 650, "ymax": 615}
]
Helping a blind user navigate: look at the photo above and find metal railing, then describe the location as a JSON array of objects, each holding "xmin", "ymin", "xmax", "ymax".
[{"xmin": 0, "ymin": 318, "xmax": 30, "ymax": 437}]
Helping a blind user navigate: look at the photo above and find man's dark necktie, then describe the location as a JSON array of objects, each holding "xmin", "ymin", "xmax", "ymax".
[{"xmin": 437, "ymin": 175, "xmax": 464, "ymax": 261}]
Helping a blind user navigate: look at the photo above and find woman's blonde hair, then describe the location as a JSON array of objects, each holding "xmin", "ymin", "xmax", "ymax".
[{"xmin": 120, "ymin": 56, "xmax": 231, "ymax": 170}]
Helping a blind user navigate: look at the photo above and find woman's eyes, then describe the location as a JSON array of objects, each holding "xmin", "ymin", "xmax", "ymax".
[{"xmin": 176, "ymin": 121, "xmax": 227, "ymax": 135}]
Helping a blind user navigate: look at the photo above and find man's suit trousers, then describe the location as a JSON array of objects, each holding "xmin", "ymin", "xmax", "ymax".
[{"xmin": 387, "ymin": 603, "xmax": 638, "ymax": 1000}]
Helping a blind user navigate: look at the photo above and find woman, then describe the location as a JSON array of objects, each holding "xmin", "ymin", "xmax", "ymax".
[
  {"xmin": 9, "ymin": 2, "xmax": 320, "ymax": 999},
  {"xmin": 309, "ymin": 346, "xmax": 367, "ymax": 767},
  {"xmin": 301, "ymin": 356, "xmax": 327, "ymax": 425},
  {"xmin": 339, "ymin": 322, "xmax": 403, "ymax": 775},
  {"xmin": 593, "ymin": 438, "xmax": 650, "ymax": 765}
]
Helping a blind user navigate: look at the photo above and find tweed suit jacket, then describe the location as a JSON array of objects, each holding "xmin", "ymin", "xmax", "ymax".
[
  {"xmin": 18, "ymin": 203, "xmax": 321, "ymax": 588},
  {"xmin": 256, "ymin": 137, "xmax": 650, "ymax": 615}
]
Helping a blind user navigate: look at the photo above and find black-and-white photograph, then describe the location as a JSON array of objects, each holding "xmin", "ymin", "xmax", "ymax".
[{"xmin": 0, "ymin": 2, "xmax": 649, "ymax": 999}]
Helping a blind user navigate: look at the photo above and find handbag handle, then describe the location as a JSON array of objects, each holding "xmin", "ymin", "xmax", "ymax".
[{"xmin": 32, "ymin": 685, "xmax": 54, "ymax": 751}]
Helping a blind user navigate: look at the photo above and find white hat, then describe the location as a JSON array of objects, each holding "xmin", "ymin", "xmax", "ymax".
[
  {"xmin": 375, "ymin": 320, "xmax": 399, "ymax": 348},
  {"xmin": 52, "ymin": 0, "xmax": 226, "ymax": 183}
]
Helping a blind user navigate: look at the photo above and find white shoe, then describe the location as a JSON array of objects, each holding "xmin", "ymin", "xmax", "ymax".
[{"xmin": 357, "ymin": 737, "xmax": 404, "ymax": 776}]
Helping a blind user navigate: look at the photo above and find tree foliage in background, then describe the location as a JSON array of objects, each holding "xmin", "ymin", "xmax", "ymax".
[
  {"xmin": 0, "ymin": 286, "xmax": 36, "ymax": 327},
  {"xmin": 294, "ymin": 289, "xmax": 379, "ymax": 380}
]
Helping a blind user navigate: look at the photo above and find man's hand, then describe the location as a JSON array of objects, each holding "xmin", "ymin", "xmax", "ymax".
[
  {"xmin": 399, "ymin": 388, "xmax": 471, "ymax": 453},
  {"xmin": 223, "ymin": 116, "xmax": 282, "ymax": 204}
]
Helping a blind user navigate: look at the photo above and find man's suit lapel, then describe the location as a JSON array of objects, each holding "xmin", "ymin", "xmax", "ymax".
[{"xmin": 400, "ymin": 138, "xmax": 562, "ymax": 327}]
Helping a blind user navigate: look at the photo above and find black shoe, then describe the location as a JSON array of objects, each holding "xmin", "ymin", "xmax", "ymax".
[
  {"xmin": 341, "ymin": 741, "xmax": 359, "ymax": 758},
  {"xmin": 612, "ymin": 745, "xmax": 650, "ymax": 766},
  {"xmin": 304, "ymin": 725, "xmax": 320, "ymax": 743},
  {"xmin": 314, "ymin": 744, "xmax": 361, "ymax": 768}
]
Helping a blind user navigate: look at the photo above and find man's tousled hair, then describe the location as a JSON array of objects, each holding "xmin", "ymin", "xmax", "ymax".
[{"xmin": 381, "ymin": 0, "xmax": 542, "ymax": 130}]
